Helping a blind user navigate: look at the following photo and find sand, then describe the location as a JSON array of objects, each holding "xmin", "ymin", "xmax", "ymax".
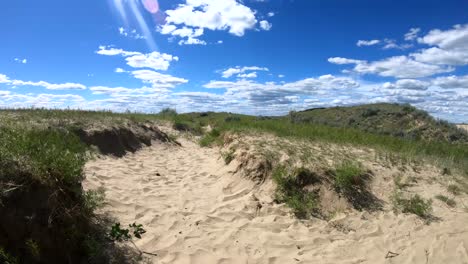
[
  {"xmin": 84, "ymin": 137, "xmax": 468, "ymax": 264},
  {"xmin": 458, "ymin": 124, "xmax": 468, "ymax": 132}
]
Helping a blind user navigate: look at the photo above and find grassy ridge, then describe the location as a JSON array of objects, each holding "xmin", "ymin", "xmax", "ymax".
[{"xmin": 170, "ymin": 112, "xmax": 468, "ymax": 174}]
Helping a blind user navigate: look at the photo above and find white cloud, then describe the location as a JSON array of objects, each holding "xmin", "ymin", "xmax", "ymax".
[
  {"xmin": 328, "ymin": 57, "xmax": 364, "ymax": 65},
  {"xmin": 404, "ymin": 27, "xmax": 421, "ymax": 41},
  {"xmin": 130, "ymin": 70, "xmax": 188, "ymax": 87},
  {"xmin": 259, "ymin": 20, "xmax": 272, "ymax": 31},
  {"xmin": 14, "ymin": 58, "xmax": 27, "ymax": 64},
  {"xmin": 118, "ymin": 27, "xmax": 146, "ymax": 39},
  {"xmin": 96, "ymin": 46, "xmax": 179, "ymax": 71},
  {"xmin": 267, "ymin": 12, "xmax": 275, "ymax": 17},
  {"xmin": 356, "ymin": 39, "xmax": 380, "ymax": 47},
  {"xmin": 0, "ymin": 73, "xmax": 86, "ymax": 90},
  {"xmin": 159, "ymin": 0, "xmax": 268, "ymax": 44},
  {"xmin": 278, "ymin": 74, "xmax": 285, "ymax": 78},
  {"xmin": 432, "ymin": 75, "xmax": 468, "ymax": 88},
  {"xmin": 411, "ymin": 24, "xmax": 468, "ymax": 66},
  {"xmin": 382, "ymin": 79, "xmax": 430, "ymax": 90},
  {"xmin": 115, "ymin": 68, "xmax": 126, "ymax": 73},
  {"xmin": 237, "ymin": 72, "xmax": 257, "ymax": 78},
  {"xmin": 221, "ymin": 66, "xmax": 269, "ymax": 78},
  {"xmin": 382, "ymin": 39, "xmax": 412, "ymax": 50},
  {"xmin": 329, "ymin": 55, "xmax": 453, "ymax": 78}
]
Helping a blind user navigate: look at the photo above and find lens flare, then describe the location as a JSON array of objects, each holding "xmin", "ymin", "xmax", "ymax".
[{"xmin": 142, "ymin": 0, "xmax": 159, "ymax": 14}]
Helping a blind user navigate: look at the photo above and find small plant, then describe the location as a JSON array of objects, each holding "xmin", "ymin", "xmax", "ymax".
[
  {"xmin": 272, "ymin": 166, "xmax": 319, "ymax": 218},
  {"xmin": 333, "ymin": 162, "xmax": 366, "ymax": 192},
  {"xmin": 84, "ymin": 187, "xmax": 105, "ymax": 214},
  {"xmin": 393, "ymin": 193, "xmax": 432, "ymax": 219},
  {"xmin": 447, "ymin": 184, "xmax": 461, "ymax": 195},
  {"xmin": 109, "ymin": 222, "xmax": 154, "ymax": 257},
  {"xmin": 0, "ymin": 247, "xmax": 18, "ymax": 264},
  {"xmin": 221, "ymin": 150, "xmax": 235, "ymax": 165},
  {"xmin": 25, "ymin": 239, "xmax": 40, "ymax": 260},
  {"xmin": 435, "ymin": 195, "xmax": 456, "ymax": 207}
]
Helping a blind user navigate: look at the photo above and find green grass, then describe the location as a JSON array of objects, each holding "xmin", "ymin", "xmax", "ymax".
[
  {"xmin": 221, "ymin": 150, "xmax": 236, "ymax": 165},
  {"xmin": 199, "ymin": 128, "xmax": 221, "ymax": 147},
  {"xmin": 435, "ymin": 194, "xmax": 456, "ymax": 207},
  {"xmin": 393, "ymin": 193, "xmax": 433, "ymax": 219},
  {"xmin": 332, "ymin": 162, "xmax": 366, "ymax": 192},
  {"xmin": 272, "ymin": 166, "xmax": 319, "ymax": 218}
]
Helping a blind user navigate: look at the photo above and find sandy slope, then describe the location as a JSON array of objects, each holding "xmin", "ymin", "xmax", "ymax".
[
  {"xmin": 458, "ymin": 124, "xmax": 468, "ymax": 132},
  {"xmin": 84, "ymin": 138, "xmax": 468, "ymax": 264}
]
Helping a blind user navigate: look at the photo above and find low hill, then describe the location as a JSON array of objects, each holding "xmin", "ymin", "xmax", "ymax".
[{"xmin": 289, "ymin": 103, "xmax": 468, "ymax": 143}]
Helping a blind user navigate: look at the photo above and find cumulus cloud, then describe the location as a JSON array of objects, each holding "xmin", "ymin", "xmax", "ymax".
[
  {"xmin": 382, "ymin": 79, "xmax": 431, "ymax": 90},
  {"xmin": 0, "ymin": 73, "xmax": 86, "ymax": 90},
  {"xmin": 96, "ymin": 46, "xmax": 179, "ymax": 71},
  {"xmin": 259, "ymin": 20, "xmax": 272, "ymax": 31},
  {"xmin": 356, "ymin": 39, "xmax": 380, "ymax": 47},
  {"xmin": 328, "ymin": 55, "xmax": 453, "ymax": 78},
  {"xmin": 411, "ymin": 24, "xmax": 468, "ymax": 65},
  {"xmin": 158, "ymin": 0, "xmax": 269, "ymax": 44},
  {"xmin": 221, "ymin": 66, "xmax": 269, "ymax": 78},
  {"xmin": 432, "ymin": 75, "xmax": 468, "ymax": 88},
  {"xmin": 130, "ymin": 70, "xmax": 188, "ymax": 87}
]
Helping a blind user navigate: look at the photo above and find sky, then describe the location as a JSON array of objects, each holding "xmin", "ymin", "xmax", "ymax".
[{"xmin": 1, "ymin": 0, "xmax": 467, "ymax": 122}]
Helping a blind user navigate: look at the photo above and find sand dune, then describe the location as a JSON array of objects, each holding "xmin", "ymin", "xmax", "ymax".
[{"xmin": 84, "ymin": 137, "xmax": 468, "ymax": 264}]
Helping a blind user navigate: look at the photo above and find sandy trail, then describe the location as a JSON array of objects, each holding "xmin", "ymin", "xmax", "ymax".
[{"xmin": 84, "ymin": 138, "xmax": 468, "ymax": 264}]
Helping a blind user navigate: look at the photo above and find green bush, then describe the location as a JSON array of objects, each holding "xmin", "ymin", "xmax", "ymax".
[
  {"xmin": 272, "ymin": 167, "xmax": 318, "ymax": 218},
  {"xmin": 333, "ymin": 162, "xmax": 366, "ymax": 191}
]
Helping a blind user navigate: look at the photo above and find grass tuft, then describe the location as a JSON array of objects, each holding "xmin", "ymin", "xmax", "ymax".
[
  {"xmin": 333, "ymin": 162, "xmax": 366, "ymax": 192},
  {"xmin": 435, "ymin": 195, "xmax": 456, "ymax": 207},
  {"xmin": 272, "ymin": 166, "xmax": 319, "ymax": 218},
  {"xmin": 393, "ymin": 193, "xmax": 433, "ymax": 219}
]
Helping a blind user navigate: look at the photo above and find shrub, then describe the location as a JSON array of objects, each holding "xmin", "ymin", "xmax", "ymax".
[
  {"xmin": 333, "ymin": 162, "xmax": 366, "ymax": 192},
  {"xmin": 272, "ymin": 167, "xmax": 318, "ymax": 218},
  {"xmin": 393, "ymin": 193, "xmax": 432, "ymax": 219},
  {"xmin": 435, "ymin": 195, "xmax": 456, "ymax": 207},
  {"xmin": 158, "ymin": 108, "xmax": 177, "ymax": 116},
  {"xmin": 224, "ymin": 116, "xmax": 241, "ymax": 122}
]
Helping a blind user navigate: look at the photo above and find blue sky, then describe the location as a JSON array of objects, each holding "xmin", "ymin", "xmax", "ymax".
[{"xmin": 1, "ymin": 0, "xmax": 467, "ymax": 122}]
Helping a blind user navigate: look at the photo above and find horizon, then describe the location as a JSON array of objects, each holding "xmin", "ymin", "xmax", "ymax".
[{"xmin": 1, "ymin": 0, "xmax": 467, "ymax": 122}]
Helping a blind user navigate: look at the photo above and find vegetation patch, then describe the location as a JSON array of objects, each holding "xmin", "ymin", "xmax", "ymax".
[
  {"xmin": 272, "ymin": 166, "xmax": 320, "ymax": 218},
  {"xmin": 221, "ymin": 149, "xmax": 236, "ymax": 165},
  {"xmin": 447, "ymin": 184, "xmax": 461, "ymax": 195},
  {"xmin": 199, "ymin": 129, "xmax": 221, "ymax": 147},
  {"xmin": 435, "ymin": 195, "xmax": 456, "ymax": 207},
  {"xmin": 393, "ymin": 193, "xmax": 433, "ymax": 219}
]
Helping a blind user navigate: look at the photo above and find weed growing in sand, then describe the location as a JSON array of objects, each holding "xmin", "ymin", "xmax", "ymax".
[
  {"xmin": 333, "ymin": 162, "xmax": 366, "ymax": 192},
  {"xmin": 84, "ymin": 187, "xmax": 106, "ymax": 214},
  {"xmin": 272, "ymin": 166, "xmax": 319, "ymax": 218},
  {"xmin": 435, "ymin": 195, "xmax": 456, "ymax": 207},
  {"xmin": 110, "ymin": 222, "xmax": 147, "ymax": 242},
  {"xmin": 221, "ymin": 150, "xmax": 236, "ymax": 165},
  {"xmin": 447, "ymin": 184, "xmax": 461, "ymax": 195},
  {"xmin": 393, "ymin": 193, "xmax": 433, "ymax": 219}
]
